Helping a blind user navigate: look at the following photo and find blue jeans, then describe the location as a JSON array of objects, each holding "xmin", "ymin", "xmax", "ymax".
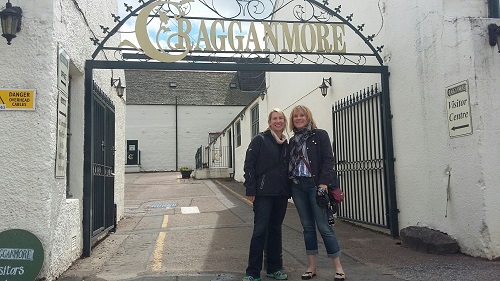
[
  {"xmin": 292, "ymin": 177, "xmax": 341, "ymax": 258},
  {"xmin": 246, "ymin": 196, "xmax": 288, "ymax": 278}
]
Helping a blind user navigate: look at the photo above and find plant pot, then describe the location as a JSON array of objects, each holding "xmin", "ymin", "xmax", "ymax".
[{"xmin": 180, "ymin": 170, "xmax": 192, "ymax": 179}]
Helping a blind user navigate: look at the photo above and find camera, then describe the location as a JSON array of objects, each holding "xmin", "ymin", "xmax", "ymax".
[
  {"xmin": 316, "ymin": 187, "xmax": 336, "ymax": 225},
  {"xmin": 316, "ymin": 187, "xmax": 329, "ymax": 208}
]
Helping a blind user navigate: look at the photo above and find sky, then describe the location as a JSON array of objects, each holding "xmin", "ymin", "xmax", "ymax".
[
  {"xmin": 111, "ymin": 1, "xmax": 372, "ymax": 61},
  {"xmin": 114, "ymin": 0, "xmax": 275, "ymax": 52}
]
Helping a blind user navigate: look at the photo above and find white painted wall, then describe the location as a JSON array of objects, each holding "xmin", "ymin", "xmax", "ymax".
[
  {"xmin": 233, "ymin": 101, "xmax": 259, "ymax": 182},
  {"xmin": 384, "ymin": 0, "xmax": 500, "ymax": 259},
  {"xmin": 126, "ymin": 104, "xmax": 244, "ymax": 171},
  {"xmin": 215, "ymin": 0, "xmax": 500, "ymax": 259},
  {"xmin": 0, "ymin": 0, "xmax": 125, "ymax": 279}
]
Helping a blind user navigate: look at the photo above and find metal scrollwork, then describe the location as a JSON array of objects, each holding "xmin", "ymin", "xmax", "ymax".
[
  {"xmin": 91, "ymin": 0, "xmax": 385, "ymax": 67},
  {"xmin": 198, "ymin": 0, "xmax": 274, "ymax": 20}
]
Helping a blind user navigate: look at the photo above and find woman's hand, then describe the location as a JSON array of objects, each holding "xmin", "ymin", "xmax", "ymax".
[
  {"xmin": 246, "ymin": 196, "xmax": 255, "ymax": 203},
  {"xmin": 318, "ymin": 184, "xmax": 328, "ymax": 193}
]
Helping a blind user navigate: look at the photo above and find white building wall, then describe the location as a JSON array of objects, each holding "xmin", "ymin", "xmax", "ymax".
[
  {"xmin": 126, "ymin": 105, "xmax": 177, "ymax": 171},
  {"xmin": 126, "ymin": 104, "xmax": 243, "ymax": 171},
  {"xmin": 216, "ymin": 0, "xmax": 500, "ymax": 259},
  {"xmin": 0, "ymin": 0, "xmax": 124, "ymax": 279},
  {"xmin": 231, "ymin": 101, "xmax": 258, "ymax": 182},
  {"xmin": 384, "ymin": 0, "xmax": 500, "ymax": 259}
]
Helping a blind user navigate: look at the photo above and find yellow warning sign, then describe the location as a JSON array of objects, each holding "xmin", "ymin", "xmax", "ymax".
[{"xmin": 0, "ymin": 89, "xmax": 36, "ymax": 110}]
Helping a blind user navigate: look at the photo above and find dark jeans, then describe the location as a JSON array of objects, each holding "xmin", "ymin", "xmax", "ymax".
[
  {"xmin": 246, "ymin": 196, "xmax": 289, "ymax": 278},
  {"xmin": 292, "ymin": 177, "xmax": 341, "ymax": 258}
]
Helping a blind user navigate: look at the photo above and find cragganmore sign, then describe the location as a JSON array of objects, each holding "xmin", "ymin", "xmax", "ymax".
[
  {"xmin": 120, "ymin": 0, "xmax": 348, "ymax": 63},
  {"xmin": 0, "ymin": 229, "xmax": 44, "ymax": 281}
]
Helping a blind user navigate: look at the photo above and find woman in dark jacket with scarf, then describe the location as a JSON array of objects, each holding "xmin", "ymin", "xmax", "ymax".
[
  {"xmin": 242, "ymin": 108, "xmax": 291, "ymax": 281},
  {"xmin": 288, "ymin": 105, "xmax": 345, "ymax": 281}
]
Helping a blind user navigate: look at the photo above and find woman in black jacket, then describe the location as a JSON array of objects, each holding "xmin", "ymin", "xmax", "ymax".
[
  {"xmin": 242, "ymin": 108, "xmax": 291, "ymax": 281},
  {"xmin": 288, "ymin": 105, "xmax": 345, "ymax": 281}
]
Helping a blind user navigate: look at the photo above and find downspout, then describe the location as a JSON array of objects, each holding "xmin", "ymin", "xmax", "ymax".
[
  {"xmin": 175, "ymin": 96, "xmax": 178, "ymax": 170},
  {"xmin": 232, "ymin": 123, "xmax": 236, "ymax": 178}
]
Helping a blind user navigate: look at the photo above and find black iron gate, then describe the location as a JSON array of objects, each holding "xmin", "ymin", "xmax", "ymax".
[
  {"xmin": 333, "ymin": 84, "xmax": 398, "ymax": 236},
  {"xmin": 83, "ymin": 81, "xmax": 115, "ymax": 256}
]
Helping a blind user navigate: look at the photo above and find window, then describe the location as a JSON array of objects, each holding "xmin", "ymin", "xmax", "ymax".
[
  {"xmin": 251, "ymin": 105, "xmax": 259, "ymax": 137},
  {"xmin": 236, "ymin": 122, "xmax": 241, "ymax": 147},
  {"xmin": 490, "ymin": 0, "xmax": 500, "ymax": 17}
]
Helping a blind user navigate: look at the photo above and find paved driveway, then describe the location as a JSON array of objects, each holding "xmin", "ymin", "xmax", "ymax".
[{"xmin": 58, "ymin": 172, "xmax": 500, "ymax": 281}]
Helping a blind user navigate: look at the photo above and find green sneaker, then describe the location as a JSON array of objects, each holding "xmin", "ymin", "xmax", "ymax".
[
  {"xmin": 242, "ymin": 276, "xmax": 261, "ymax": 281},
  {"xmin": 266, "ymin": 270, "xmax": 288, "ymax": 280}
]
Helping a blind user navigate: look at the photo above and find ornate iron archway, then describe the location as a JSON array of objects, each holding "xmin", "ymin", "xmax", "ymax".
[
  {"xmin": 83, "ymin": 0, "xmax": 397, "ymax": 256},
  {"xmin": 88, "ymin": 0, "xmax": 387, "ymax": 71}
]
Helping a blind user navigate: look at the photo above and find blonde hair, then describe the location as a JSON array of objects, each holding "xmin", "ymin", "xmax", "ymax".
[
  {"xmin": 268, "ymin": 108, "xmax": 286, "ymax": 122},
  {"xmin": 289, "ymin": 105, "xmax": 317, "ymax": 131},
  {"xmin": 268, "ymin": 108, "xmax": 287, "ymax": 129}
]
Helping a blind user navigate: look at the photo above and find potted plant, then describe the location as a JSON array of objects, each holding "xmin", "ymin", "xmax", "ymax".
[{"xmin": 179, "ymin": 166, "xmax": 193, "ymax": 179}]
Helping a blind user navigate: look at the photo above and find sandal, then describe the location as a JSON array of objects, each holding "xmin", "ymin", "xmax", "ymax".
[
  {"xmin": 301, "ymin": 271, "xmax": 316, "ymax": 280},
  {"xmin": 334, "ymin": 272, "xmax": 346, "ymax": 281}
]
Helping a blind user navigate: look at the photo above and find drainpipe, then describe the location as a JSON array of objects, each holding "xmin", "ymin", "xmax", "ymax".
[
  {"xmin": 232, "ymin": 123, "xmax": 236, "ymax": 178},
  {"xmin": 175, "ymin": 96, "xmax": 178, "ymax": 170}
]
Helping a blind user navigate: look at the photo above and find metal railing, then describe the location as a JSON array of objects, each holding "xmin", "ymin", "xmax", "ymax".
[
  {"xmin": 333, "ymin": 84, "xmax": 394, "ymax": 230},
  {"xmin": 195, "ymin": 145, "xmax": 231, "ymax": 169}
]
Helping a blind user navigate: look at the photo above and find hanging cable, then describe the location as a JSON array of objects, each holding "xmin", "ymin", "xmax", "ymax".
[
  {"xmin": 69, "ymin": 0, "xmax": 109, "ymax": 61},
  {"xmin": 375, "ymin": 0, "xmax": 384, "ymax": 37},
  {"xmin": 282, "ymin": 86, "xmax": 320, "ymax": 111}
]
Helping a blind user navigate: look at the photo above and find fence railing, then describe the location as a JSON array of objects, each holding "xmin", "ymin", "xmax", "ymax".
[
  {"xmin": 333, "ymin": 85, "xmax": 392, "ymax": 229},
  {"xmin": 195, "ymin": 145, "xmax": 231, "ymax": 169}
]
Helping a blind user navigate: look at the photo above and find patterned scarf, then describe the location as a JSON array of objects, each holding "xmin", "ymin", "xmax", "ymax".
[{"xmin": 289, "ymin": 124, "xmax": 313, "ymax": 179}]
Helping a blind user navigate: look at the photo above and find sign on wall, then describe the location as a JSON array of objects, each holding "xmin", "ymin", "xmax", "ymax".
[
  {"xmin": 0, "ymin": 229, "xmax": 44, "ymax": 281},
  {"xmin": 0, "ymin": 89, "xmax": 36, "ymax": 110},
  {"xmin": 55, "ymin": 90, "xmax": 68, "ymax": 178},
  {"xmin": 55, "ymin": 46, "xmax": 70, "ymax": 178},
  {"xmin": 446, "ymin": 80, "xmax": 472, "ymax": 137},
  {"xmin": 58, "ymin": 48, "xmax": 70, "ymax": 95}
]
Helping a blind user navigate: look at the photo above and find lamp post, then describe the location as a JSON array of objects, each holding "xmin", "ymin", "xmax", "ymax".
[
  {"xmin": 111, "ymin": 77, "xmax": 125, "ymax": 98},
  {"xmin": 319, "ymin": 77, "xmax": 332, "ymax": 97},
  {"xmin": 488, "ymin": 23, "xmax": 500, "ymax": 53},
  {"xmin": 0, "ymin": 0, "xmax": 22, "ymax": 45}
]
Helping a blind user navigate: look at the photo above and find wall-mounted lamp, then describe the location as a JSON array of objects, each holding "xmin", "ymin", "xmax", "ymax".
[
  {"xmin": 488, "ymin": 24, "xmax": 500, "ymax": 52},
  {"xmin": 319, "ymin": 77, "xmax": 332, "ymax": 97},
  {"xmin": 111, "ymin": 77, "xmax": 125, "ymax": 98},
  {"xmin": 0, "ymin": 0, "xmax": 23, "ymax": 45},
  {"xmin": 260, "ymin": 91, "xmax": 266, "ymax": 100}
]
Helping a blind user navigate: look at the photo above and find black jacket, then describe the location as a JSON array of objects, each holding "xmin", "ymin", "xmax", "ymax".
[
  {"xmin": 243, "ymin": 130, "xmax": 291, "ymax": 197},
  {"xmin": 290, "ymin": 128, "xmax": 337, "ymax": 189}
]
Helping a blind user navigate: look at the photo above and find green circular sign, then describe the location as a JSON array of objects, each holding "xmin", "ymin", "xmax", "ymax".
[{"xmin": 0, "ymin": 229, "xmax": 44, "ymax": 281}]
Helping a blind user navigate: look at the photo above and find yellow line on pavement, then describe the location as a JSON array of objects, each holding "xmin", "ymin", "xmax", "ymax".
[
  {"xmin": 161, "ymin": 214, "xmax": 169, "ymax": 228},
  {"xmin": 214, "ymin": 180, "xmax": 252, "ymax": 206},
  {"xmin": 151, "ymin": 215, "xmax": 168, "ymax": 272},
  {"xmin": 151, "ymin": 231, "xmax": 166, "ymax": 272}
]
